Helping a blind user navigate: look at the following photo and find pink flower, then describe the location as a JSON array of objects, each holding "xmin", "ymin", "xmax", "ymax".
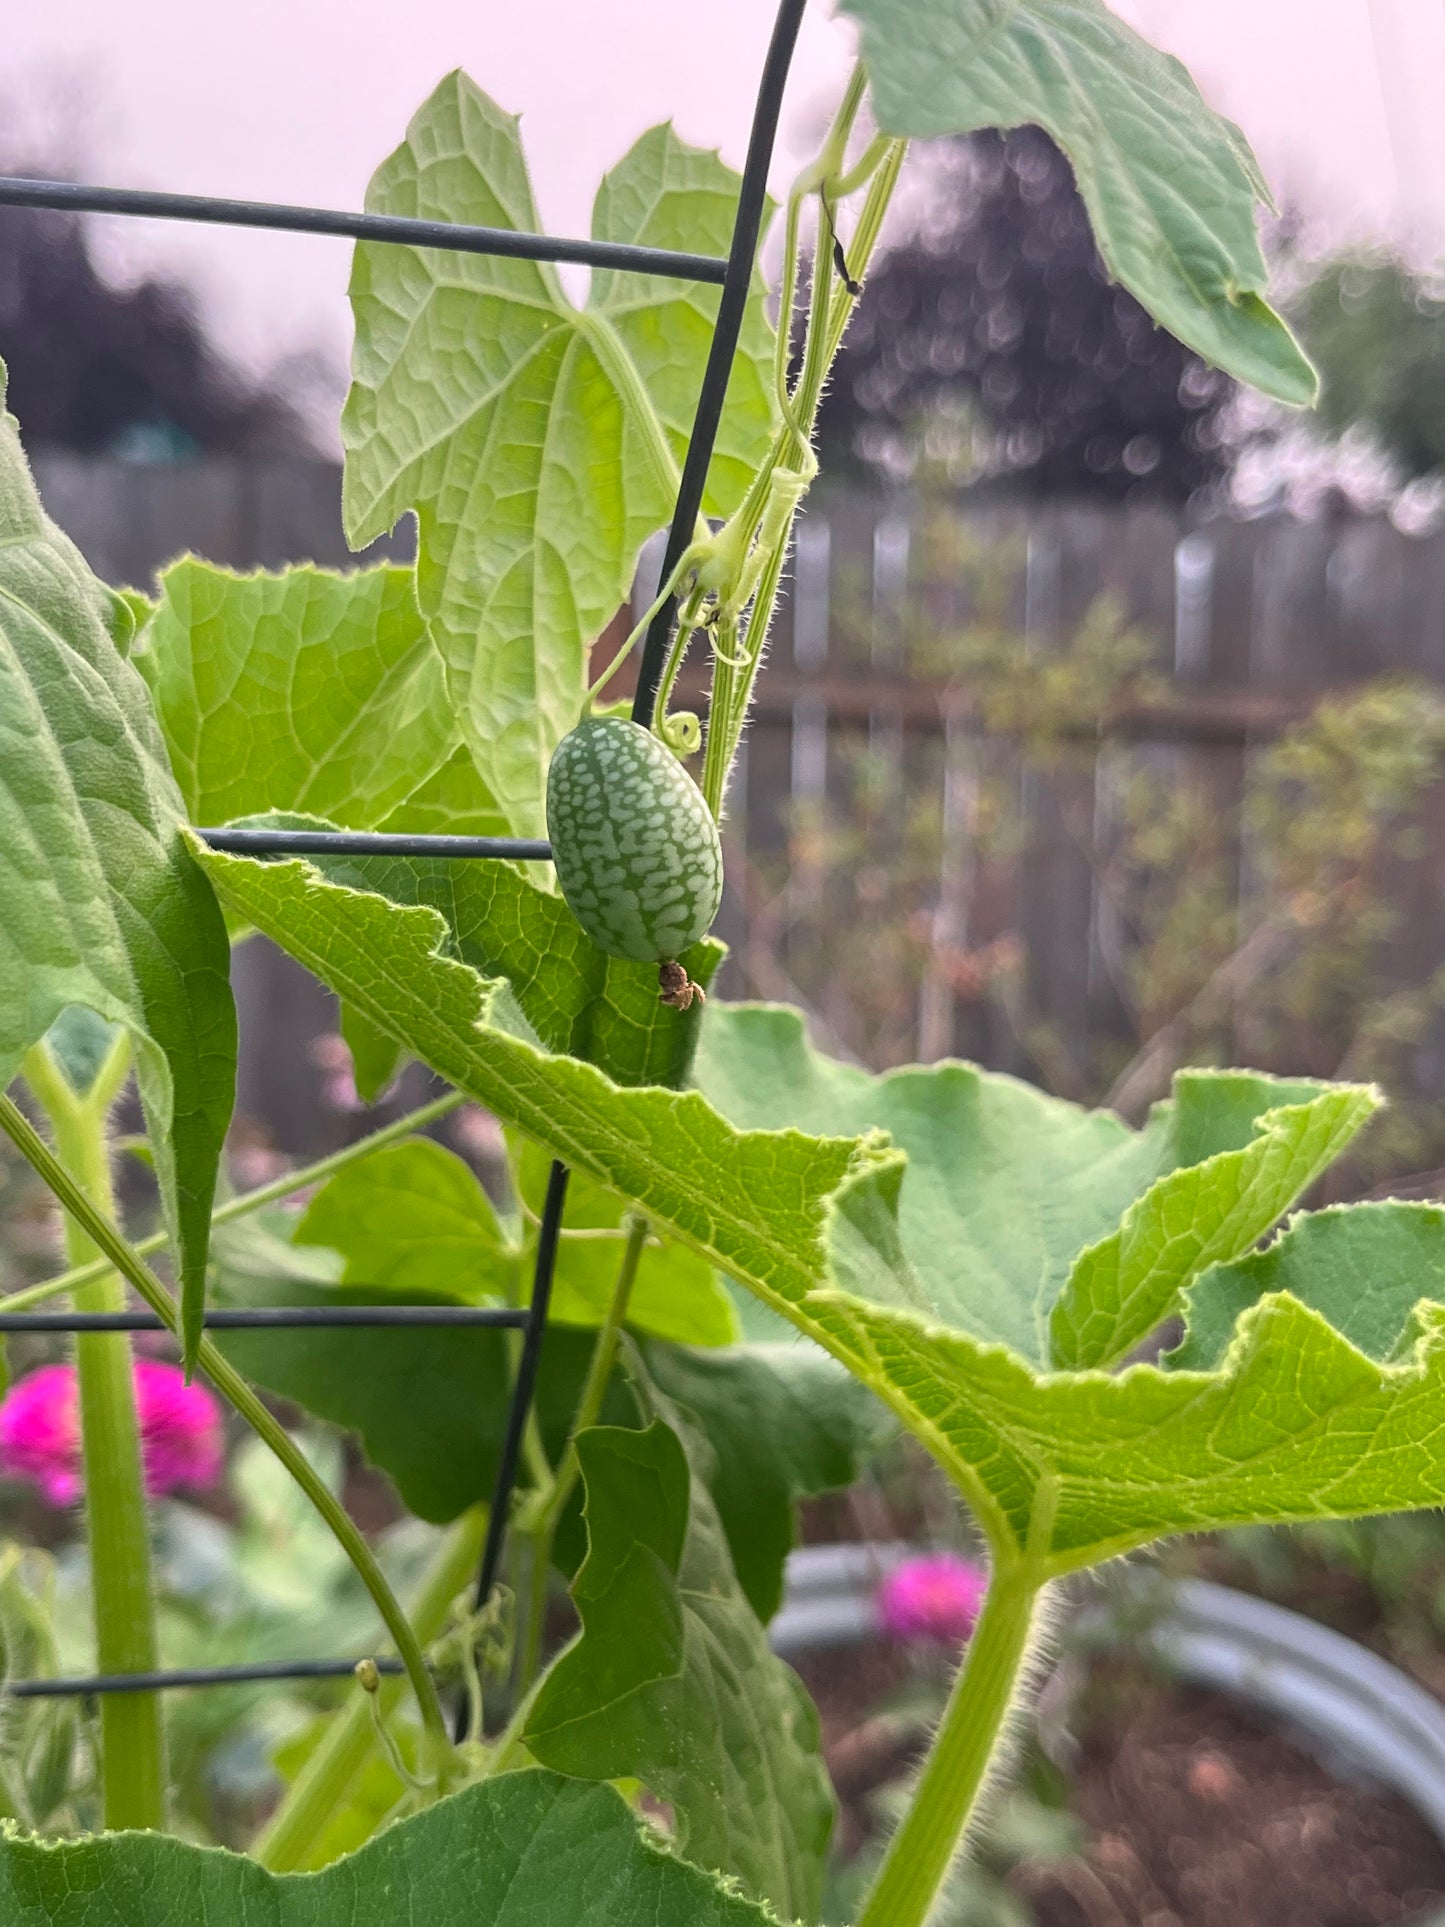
[
  {"xmin": 0, "ymin": 1361, "xmax": 223, "ymax": 1506},
  {"xmin": 0, "ymin": 1366, "xmax": 82, "ymax": 1505},
  {"xmin": 132, "ymin": 1362, "xmax": 225, "ymax": 1496},
  {"xmin": 876, "ymin": 1552, "xmax": 988, "ymax": 1646}
]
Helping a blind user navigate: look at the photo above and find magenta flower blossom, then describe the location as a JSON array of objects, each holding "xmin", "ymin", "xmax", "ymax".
[
  {"xmin": 876, "ymin": 1552, "xmax": 988, "ymax": 1646},
  {"xmin": 0, "ymin": 1361, "xmax": 223, "ymax": 1506}
]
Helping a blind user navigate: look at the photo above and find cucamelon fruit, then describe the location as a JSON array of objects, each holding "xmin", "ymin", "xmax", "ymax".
[{"xmin": 546, "ymin": 718, "xmax": 723, "ymax": 987}]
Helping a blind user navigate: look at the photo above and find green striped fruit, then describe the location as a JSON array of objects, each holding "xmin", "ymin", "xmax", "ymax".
[{"xmin": 546, "ymin": 717, "xmax": 723, "ymax": 964}]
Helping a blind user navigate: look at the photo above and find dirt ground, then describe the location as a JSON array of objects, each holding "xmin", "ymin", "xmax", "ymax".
[
  {"xmin": 799, "ymin": 1641, "xmax": 1445, "ymax": 1927},
  {"xmin": 1018, "ymin": 1671, "xmax": 1445, "ymax": 1927}
]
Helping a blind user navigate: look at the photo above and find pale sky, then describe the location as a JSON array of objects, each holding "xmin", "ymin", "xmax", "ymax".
[{"xmin": 6, "ymin": 0, "xmax": 1445, "ymax": 398}]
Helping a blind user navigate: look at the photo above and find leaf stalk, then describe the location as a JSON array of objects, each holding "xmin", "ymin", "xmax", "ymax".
[{"xmin": 855, "ymin": 1556, "xmax": 1048, "ymax": 1927}]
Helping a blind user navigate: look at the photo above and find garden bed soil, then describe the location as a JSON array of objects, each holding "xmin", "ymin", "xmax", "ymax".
[{"xmin": 800, "ymin": 1643, "xmax": 1445, "ymax": 1927}]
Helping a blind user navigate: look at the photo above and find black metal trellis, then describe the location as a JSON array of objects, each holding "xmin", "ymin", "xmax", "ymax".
[
  {"xmin": 0, "ymin": 1309, "xmax": 530, "ymax": 1333},
  {"xmin": 1, "ymin": 0, "xmax": 806, "ymax": 1722}
]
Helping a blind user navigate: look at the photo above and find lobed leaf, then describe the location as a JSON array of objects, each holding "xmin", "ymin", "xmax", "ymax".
[
  {"xmin": 693, "ymin": 1009, "xmax": 1349, "ymax": 1371},
  {"xmin": 525, "ymin": 1420, "xmax": 834, "ymax": 1922},
  {"xmin": 194, "ymin": 845, "xmax": 1445, "ymax": 1571},
  {"xmin": 801, "ymin": 1283, "xmax": 1445, "ymax": 1567},
  {"xmin": 0, "ymin": 364, "xmax": 234, "ymax": 1361},
  {"xmin": 1049, "ymin": 1082, "xmax": 1378, "ymax": 1370},
  {"xmin": 0, "ymin": 1770, "xmax": 780, "ymax": 1925},
  {"xmin": 839, "ymin": 0, "xmax": 1316, "ymax": 405},
  {"xmin": 217, "ymin": 1199, "xmax": 860, "ymax": 1619},
  {"xmin": 343, "ymin": 75, "xmax": 777, "ymax": 836},
  {"xmin": 1169, "ymin": 1200, "xmax": 1445, "ymax": 1373}
]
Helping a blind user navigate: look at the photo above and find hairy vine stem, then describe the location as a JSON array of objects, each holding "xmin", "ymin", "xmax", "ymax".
[
  {"xmin": 2, "ymin": 1088, "xmax": 467, "ymax": 1314},
  {"xmin": 19, "ymin": 1040, "xmax": 167, "ymax": 1832},
  {"xmin": 697, "ymin": 107, "xmax": 909, "ymax": 818},
  {"xmin": 856, "ymin": 1558, "xmax": 1050, "ymax": 1927},
  {"xmin": 0, "ymin": 1088, "xmax": 454, "ymax": 1768},
  {"xmin": 254, "ymin": 1508, "xmax": 487, "ymax": 1873}
]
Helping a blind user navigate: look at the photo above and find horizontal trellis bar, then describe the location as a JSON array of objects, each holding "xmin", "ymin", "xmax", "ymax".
[
  {"xmin": 0, "ymin": 1307, "xmax": 528, "ymax": 1333},
  {"xmin": 197, "ymin": 828, "xmax": 553, "ymax": 862},
  {"xmin": 0, "ymin": 177, "xmax": 729, "ymax": 283},
  {"xmin": 5, "ymin": 1657, "xmax": 406, "ymax": 1699}
]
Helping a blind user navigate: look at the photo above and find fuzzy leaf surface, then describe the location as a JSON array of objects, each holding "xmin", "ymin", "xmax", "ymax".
[
  {"xmin": 343, "ymin": 74, "xmax": 776, "ymax": 834},
  {"xmin": 0, "ymin": 1771, "xmax": 778, "ymax": 1925},
  {"xmin": 195, "ymin": 848, "xmax": 1445, "ymax": 1568},
  {"xmin": 525, "ymin": 1421, "xmax": 833, "ymax": 1922},
  {"xmin": 0, "ymin": 369, "xmax": 234, "ymax": 1357},
  {"xmin": 839, "ymin": 0, "xmax": 1315, "ymax": 404}
]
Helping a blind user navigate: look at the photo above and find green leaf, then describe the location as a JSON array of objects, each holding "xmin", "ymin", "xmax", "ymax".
[
  {"xmin": 0, "ymin": 1770, "xmax": 780, "ymax": 1925},
  {"xmin": 808, "ymin": 1283, "xmax": 1445, "ymax": 1569},
  {"xmin": 215, "ymin": 1287, "xmax": 518, "ymax": 1524},
  {"xmin": 222, "ymin": 825, "xmax": 721, "ymax": 1091},
  {"xmin": 0, "ymin": 365, "xmax": 234, "ymax": 1360},
  {"xmin": 214, "ymin": 1265, "xmax": 608, "ymax": 1524},
  {"xmin": 194, "ymin": 847, "xmax": 1445, "ymax": 1570},
  {"xmin": 839, "ymin": 0, "xmax": 1317, "ymax": 405},
  {"xmin": 1169, "ymin": 1201, "xmax": 1445, "ymax": 1373},
  {"xmin": 342, "ymin": 75, "xmax": 777, "ymax": 835},
  {"xmin": 297, "ymin": 1137, "xmax": 520, "ymax": 1300},
  {"xmin": 214, "ymin": 1139, "xmax": 728, "ymax": 1516},
  {"xmin": 139, "ymin": 560, "xmax": 501, "ymax": 835},
  {"xmin": 514, "ymin": 1137, "xmax": 737, "ymax": 1346},
  {"xmin": 42, "ymin": 1006, "xmax": 122, "ymax": 1100},
  {"xmin": 694, "ymin": 1008, "xmax": 1346, "ymax": 1371},
  {"xmin": 525, "ymin": 1421, "xmax": 834, "ymax": 1923},
  {"xmin": 338, "ymin": 1001, "xmax": 405, "ymax": 1105},
  {"xmin": 297, "ymin": 1130, "xmax": 735, "ymax": 1345},
  {"xmin": 1048, "ymin": 1082, "xmax": 1378, "ymax": 1370},
  {"xmin": 644, "ymin": 1338, "xmax": 891, "ymax": 1621},
  {"xmin": 193, "ymin": 843, "xmax": 867, "ymax": 1302}
]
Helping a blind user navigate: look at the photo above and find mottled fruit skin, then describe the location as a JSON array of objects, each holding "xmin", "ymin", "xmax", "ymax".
[{"xmin": 547, "ymin": 718, "xmax": 724, "ymax": 964}]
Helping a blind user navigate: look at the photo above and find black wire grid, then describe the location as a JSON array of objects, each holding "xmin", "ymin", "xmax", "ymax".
[{"xmin": 0, "ymin": 0, "xmax": 808, "ymax": 1717}]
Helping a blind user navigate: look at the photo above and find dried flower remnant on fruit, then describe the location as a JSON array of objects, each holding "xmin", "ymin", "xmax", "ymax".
[
  {"xmin": 0, "ymin": 1362, "xmax": 223, "ymax": 1505},
  {"xmin": 877, "ymin": 1553, "xmax": 988, "ymax": 1647}
]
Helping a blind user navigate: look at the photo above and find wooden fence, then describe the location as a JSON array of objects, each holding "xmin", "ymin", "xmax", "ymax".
[{"xmin": 36, "ymin": 454, "xmax": 1445, "ymax": 1162}]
